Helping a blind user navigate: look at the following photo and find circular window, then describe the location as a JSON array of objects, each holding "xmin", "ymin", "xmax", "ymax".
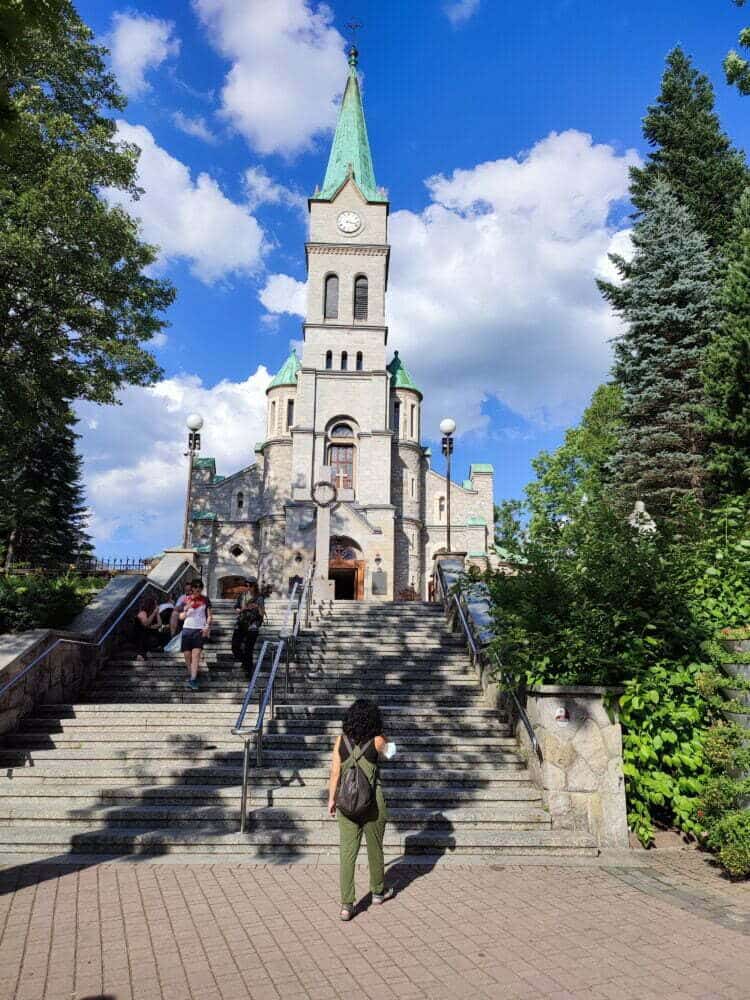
[{"xmin": 229, "ymin": 544, "xmax": 244, "ymax": 558}]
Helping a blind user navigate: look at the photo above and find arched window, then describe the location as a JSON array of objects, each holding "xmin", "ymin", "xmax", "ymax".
[
  {"xmin": 410, "ymin": 404, "xmax": 416, "ymax": 438},
  {"xmin": 356, "ymin": 351, "xmax": 363, "ymax": 371},
  {"xmin": 438, "ymin": 496, "xmax": 446, "ymax": 522},
  {"xmin": 328, "ymin": 424, "xmax": 354, "ymax": 490},
  {"xmin": 236, "ymin": 491, "xmax": 244, "ymax": 513},
  {"xmin": 341, "ymin": 351, "xmax": 348, "ymax": 370},
  {"xmin": 286, "ymin": 399, "xmax": 294, "ymax": 430},
  {"xmin": 324, "ymin": 274, "xmax": 339, "ymax": 319},
  {"xmin": 354, "ymin": 275, "xmax": 368, "ymax": 321},
  {"xmin": 269, "ymin": 400, "xmax": 276, "ymax": 434},
  {"xmin": 325, "ymin": 350, "xmax": 333, "ymax": 370},
  {"xmin": 393, "ymin": 400, "xmax": 401, "ymax": 437}
]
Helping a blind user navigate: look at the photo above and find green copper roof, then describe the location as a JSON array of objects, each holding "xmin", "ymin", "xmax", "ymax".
[
  {"xmin": 470, "ymin": 463, "xmax": 494, "ymax": 475},
  {"xmin": 194, "ymin": 544, "xmax": 212, "ymax": 554},
  {"xmin": 317, "ymin": 48, "xmax": 386, "ymax": 203},
  {"xmin": 212, "ymin": 475, "xmax": 225, "ymax": 484},
  {"xmin": 268, "ymin": 348, "xmax": 301, "ymax": 390},
  {"xmin": 191, "ymin": 510, "xmax": 217, "ymax": 521},
  {"xmin": 193, "ymin": 457, "xmax": 215, "ymax": 470},
  {"xmin": 387, "ymin": 351, "xmax": 421, "ymax": 395},
  {"xmin": 462, "ymin": 479, "xmax": 474, "ymax": 490},
  {"xmin": 467, "ymin": 516, "xmax": 487, "ymax": 526}
]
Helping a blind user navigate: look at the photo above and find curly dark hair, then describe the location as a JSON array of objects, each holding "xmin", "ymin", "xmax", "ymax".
[{"xmin": 342, "ymin": 699, "xmax": 383, "ymax": 745}]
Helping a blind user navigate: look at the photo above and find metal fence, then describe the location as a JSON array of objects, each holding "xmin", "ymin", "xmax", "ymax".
[{"xmin": 3, "ymin": 557, "xmax": 152, "ymax": 576}]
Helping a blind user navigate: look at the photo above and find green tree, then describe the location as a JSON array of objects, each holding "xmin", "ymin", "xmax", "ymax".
[
  {"xmin": 599, "ymin": 182, "xmax": 718, "ymax": 513},
  {"xmin": 703, "ymin": 189, "xmax": 750, "ymax": 498},
  {"xmin": 0, "ymin": 406, "xmax": 91, "ymax": 567},
  {"xmin": 525, "ymin": 383, "xmax": 623, "ymax": 535},
  {"xmin": 631, "ymin": 47, "xmax": 748, "ymax": 249},
  {"xmin": 493, "ymin": 500, "xmax": 525, "ymax": 555},
  {"xmin": 0, "ymin": 0, "xmax": 174, "ymax": 427},
  {"xmin": 0, "ymin": 1, "xmax": 68, "ymax": 127},
  {"xmin": 724, "ymin": 0, "xmax": 750, "ymax": 96}
]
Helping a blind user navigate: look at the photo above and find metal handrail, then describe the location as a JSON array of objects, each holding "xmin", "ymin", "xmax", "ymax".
[
  {"xmin": 0, "ymin": 561, "xmax": 196, "ymax": 701},
  {"xmin": 279, "ymin": 581, "xmax": 300, "ymax": 638},
  {"xmin": 435, "ymin": 561, "xmax": 541, "ymax": 762},
  {"xmin": 231, "ymin": 638, "xmax": 286, "ymax": 832},
  {"xmin": 293, "ymin": 562, "xmax": 315, "ymax": 640}
]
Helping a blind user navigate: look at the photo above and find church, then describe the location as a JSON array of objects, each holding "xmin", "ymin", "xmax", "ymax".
[{"xmin": 188, "ymin": 47, "xmax": 495, "ymax": 601}]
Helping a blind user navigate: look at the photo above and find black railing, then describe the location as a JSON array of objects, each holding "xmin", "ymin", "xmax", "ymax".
[{"xmin": 3, "ymin": 557, "xmax": 152, "ymax": 576}]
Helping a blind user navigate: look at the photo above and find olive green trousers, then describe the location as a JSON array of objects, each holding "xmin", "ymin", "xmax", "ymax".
[{"xmin": 337, "ymin": 785, "xmax": 388, "ymax": 905}]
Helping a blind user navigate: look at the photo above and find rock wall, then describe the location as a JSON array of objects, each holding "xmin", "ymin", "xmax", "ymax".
[{"xmin": 520, "ymin": 686, "xmax": 629, "ymax": 848}]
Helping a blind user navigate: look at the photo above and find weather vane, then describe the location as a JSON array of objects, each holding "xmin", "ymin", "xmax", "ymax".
[{"xmin": 345, "ymin": 19, "xmax": 363, "ymax": 48}]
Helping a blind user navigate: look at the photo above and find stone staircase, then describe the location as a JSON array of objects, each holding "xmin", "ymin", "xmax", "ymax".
[{"xmin": 0, "ymin": 599, "xmax": 597, "ymax": 860}]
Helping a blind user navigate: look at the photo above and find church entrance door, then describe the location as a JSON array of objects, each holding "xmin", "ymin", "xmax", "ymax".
[{"xmin": 328, "ymin": 559, "xmax": 365, "ymax": 600}]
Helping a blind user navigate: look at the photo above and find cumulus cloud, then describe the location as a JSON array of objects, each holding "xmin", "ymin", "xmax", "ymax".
[
  {"xmin": 260, "ymin": 130, "xmax": 639, "ymax": 434},
  {"xmin": 107, "ymin": 12, "xmax": 180, "ymax": 97},
  {"xmin": 258, "ymin": 274, "xmax": 307, "ymax": 316},
  {"xmin": 444, "ymin": 0, "xmax": 481, "ymax": 25},
  {"xmin": 244, "ymin": 166, "xmax": 306, "ymax": 213},
  {"xmin": 106, "ymin": 121, "xmax": 266, "ymax": 283},
  {"xmin": 193, "ymin": 0, "xmax": 348, "ymax": 155},
  {"xmin": 172, "ymin": 111, "xmax": 218, "ymax": 144},
  {"xmin": 77, "ymin": 368, "xmax": 271, "ymax": 554}
]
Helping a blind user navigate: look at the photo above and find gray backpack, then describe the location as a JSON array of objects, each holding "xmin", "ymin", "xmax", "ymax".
[{"xmin": 335, "ymin": 736, "xmax": 376, "ymax": 822}]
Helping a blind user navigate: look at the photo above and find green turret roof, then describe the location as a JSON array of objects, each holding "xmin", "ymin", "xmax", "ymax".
[
  {"xmin": 387, "ymin": 351, "xmax": 422, "ymax": 396},
  {"xmin": 316, "ymin": 47, "xmax": 386, "ymax": 203},
  {"xmin": 268, "ymin": 348, "xmax": 301, "ymax": 390}
]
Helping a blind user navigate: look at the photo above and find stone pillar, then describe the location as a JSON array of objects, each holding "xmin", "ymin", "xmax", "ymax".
[{"xmin": 519, "ymin": 686, "xmax": 629, "ymax": 849}]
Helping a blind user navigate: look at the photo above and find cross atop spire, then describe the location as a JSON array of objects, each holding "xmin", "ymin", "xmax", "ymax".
[{"xmin": 316, "ymin": 47, "xmax": 387, "ymax": 203}]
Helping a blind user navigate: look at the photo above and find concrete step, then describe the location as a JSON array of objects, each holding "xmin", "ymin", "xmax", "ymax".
[
  {"xmin": 0, "ymin": 801, "xmax": 551, "ymax": 829},
  {"xmin": 0, "ymin": 825, "xmax": 597, "ymax": 858},
  {"xmin": 0, "ymin": 783, "xmax": 542, "ymax": 804},
  {"xmin": 0, "ymin": 748, "xmax": 527, "ymax": 768}
]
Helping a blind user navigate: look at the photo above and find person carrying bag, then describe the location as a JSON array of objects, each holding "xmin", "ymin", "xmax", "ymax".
[{"xmin": 327, "ymin": 699, "xmax": 394, "ymax": 921}]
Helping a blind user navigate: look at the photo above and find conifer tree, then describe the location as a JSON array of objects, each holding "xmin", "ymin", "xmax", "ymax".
[
  {"xmin": 0, "ymin": 406, "xmax": 91, "ymax": 568},
  {"xmin": 703, "ymin": 189, "xmax": 750, "ymax": 497},
  {"xmin": 631, "ymin": 47, "xmax": 748, "ymax": 249},
  {"xmin": 598, "ymin": 182, "xmax": 718, "ymax": 513}
]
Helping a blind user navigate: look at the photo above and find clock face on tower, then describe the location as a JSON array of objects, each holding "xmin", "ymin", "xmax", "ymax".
[{"xmin": 337, "ymin": 210, "xmax": 361, "ymax": 234}]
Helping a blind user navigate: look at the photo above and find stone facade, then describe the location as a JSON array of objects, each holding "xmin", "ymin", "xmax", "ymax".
[{"xmin": 189, "ymin": 53, "xmax": 495, "ymax": 601}]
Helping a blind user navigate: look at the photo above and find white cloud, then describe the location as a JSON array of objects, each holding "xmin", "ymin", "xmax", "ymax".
[
  {"xmin": 172, "ymin": 111, "xmax": 218, "ymax": 144},
  {"xmin": 444, "ymin": 0, "xmax": 480, "ymax": 25},
  {"xmin": 108, "ymin": 12, "xmax": 180, "ymax": 97},
  {"xmin": 106, "ymin": 121, "xmax": 266, "ymax": 283},
  {"xmin": 78, "ymin": 368, "xmax": 271, "ymax": 554},
  {"xmin": 260, "ymin": 130, "xmax": 639, "ymax": 434},
  {"xmin": 258, "ymin": 274, "xmax": 307, "ymax": 317},
  {"xmin": 244, "ymin": 166, "xmax": 306, "ymax": 213},
  {"xmin": 151, "ymin": 332, "xmax": 169, "ymax": 348},
  {"xmin": 193, "ymin": 0, "xmax": 348, "ymax": 155}
]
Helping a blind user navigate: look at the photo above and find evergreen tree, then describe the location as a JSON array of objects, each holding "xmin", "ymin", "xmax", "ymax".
[
  {"xmin": 598, "ymin": 182, "xmax": 718, "ymax": 513},
  {"xmin": 724, "ymin": 0, "xmax": 750, "ymax": 96},
  {"xmin": 631, "ymin": 47, "xmax": 748, "ymax": 249},
  {"xmin": 0, "ymin": 405, "xmax": 90, "ymax": 568},
  {"xmin": 703, "ymin": 188, "xmax": 750, "ymax": 497}
]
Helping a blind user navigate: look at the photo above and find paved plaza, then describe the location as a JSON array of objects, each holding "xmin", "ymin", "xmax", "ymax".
[{"xmin": 0, "ymin": 850, "xmax": 748, "ymax": 1000}]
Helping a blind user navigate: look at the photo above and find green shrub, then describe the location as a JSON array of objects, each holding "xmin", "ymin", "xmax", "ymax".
[
  {"xmin": 0, "ymin": 574, "xmax": 106, "ymax": 632},
  {"xmin": 705, "ymin": 811, "xmax": 750, "ymax": 878}
]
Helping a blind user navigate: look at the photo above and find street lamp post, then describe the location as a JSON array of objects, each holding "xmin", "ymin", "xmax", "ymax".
[
  {"xmin": 440, "ymin": 418, "xmax": 456, "ymax": 553},
  {"xmin": 183, "ymin": 413, "xmax": 204, "ymax": 548}
]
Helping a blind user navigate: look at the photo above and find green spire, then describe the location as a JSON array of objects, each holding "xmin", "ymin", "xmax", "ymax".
[
  {"xmin": 387, "ymin": 351, "xmax": 422, "ymax": 396},
  {"xmin": 317, "ymin": 47, "xmax": 386, "ymax": 203},
  {"xmin": 268, "ymin": 348, "xmax": 301, "ymax": 390}
]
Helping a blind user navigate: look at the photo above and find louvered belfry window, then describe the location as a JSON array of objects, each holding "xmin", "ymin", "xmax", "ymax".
[
  {"xmin": 324, "ymin": 274, "xmax": 339, "ymax": 319},
  {"xmin": 354, "ymin": 276, "xmax": 368, "ymax": 321}
]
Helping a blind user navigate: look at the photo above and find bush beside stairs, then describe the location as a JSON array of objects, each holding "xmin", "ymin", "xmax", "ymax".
[{"xmin": 0, "ymin": 600, "xmax": 597, "ymax": 861}]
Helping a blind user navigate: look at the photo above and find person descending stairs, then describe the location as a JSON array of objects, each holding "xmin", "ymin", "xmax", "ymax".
[{"xmin": 0, "ymin": 599, "xmax": 596, "ymax": 860}]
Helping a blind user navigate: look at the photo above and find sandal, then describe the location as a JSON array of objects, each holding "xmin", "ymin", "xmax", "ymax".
[{"xmin": 340, "ymin": 905, "xmax": 354, "ymax": 921}]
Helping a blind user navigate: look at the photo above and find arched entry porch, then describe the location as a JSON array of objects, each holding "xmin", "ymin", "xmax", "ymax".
[
  {"xmin": 219, "ymin": 575, "xmax": 253, "ymax": 599},
  {"xmin": 329, "ymin": 536, "xmax": 365, "ymax": 600}
]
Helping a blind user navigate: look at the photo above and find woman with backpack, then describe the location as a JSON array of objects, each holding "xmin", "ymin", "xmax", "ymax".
[
  {"xmin": 328, "ymin": 699, "xmax": 394, "ymax": 920},
  {"xmin": 232, "ymin": 579, "xmax": 265, "ymax": 678}
]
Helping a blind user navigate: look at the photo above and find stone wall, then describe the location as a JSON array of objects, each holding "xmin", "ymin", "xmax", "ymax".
[
  {"xmin": 0, "ymin": 555, "xmax": 196, "ymax": 738},
  {"xmin": 519, "ymin": 686, "xmax": 629, "ymax": 849}
]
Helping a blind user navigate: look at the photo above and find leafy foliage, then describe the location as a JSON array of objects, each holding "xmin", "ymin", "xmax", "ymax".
[
  {"xmin": 599, "ymin": 182, "xmax": 718, "ymax": 513},
  {"xmin": 699, "ymin": 723, "xmax": 750, "ymax": 877},
  {"xmin": 0, "ymin": 573, "xmax": 107, "ymax": 632},
  {"xmin": 703, "ymin": 190, "xmax": 750, "ymax": 499},
  {"xmin": 631, "ymin": 46, "xmax": 749, "ymax": 249}
]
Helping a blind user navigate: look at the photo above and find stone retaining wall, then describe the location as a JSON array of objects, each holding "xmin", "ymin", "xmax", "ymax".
[
  {"xmin": 517, "ymin": 686, "xmax": 629, "ymax": 848},
  {"xmin": 0, "ymin": 554, "xmax": 196, "ymax": 738}
]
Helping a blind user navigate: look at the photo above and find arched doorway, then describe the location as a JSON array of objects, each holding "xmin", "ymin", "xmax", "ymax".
[
  {"xmin": 329, "ymin": 536, "xmax": 365, "ymax": 600},
  {"xmin": 219, "ymin": 575, "xmax": 251, "ymax": 599}
]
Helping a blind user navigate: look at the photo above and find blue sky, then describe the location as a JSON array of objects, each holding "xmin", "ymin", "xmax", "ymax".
[{"xmin": 73, "ymin": 0, "xmax": 750, "ymax": 558}]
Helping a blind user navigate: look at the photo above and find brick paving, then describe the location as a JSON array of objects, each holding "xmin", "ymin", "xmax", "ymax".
[{"xmin": 0, "ymin": 853, "xmax": 748, "ymax": 1000}]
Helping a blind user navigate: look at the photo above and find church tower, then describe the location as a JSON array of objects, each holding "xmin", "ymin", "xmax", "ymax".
[{"xmin": 288, "ymin": 44, "xmax": 397, "ymax": 598}]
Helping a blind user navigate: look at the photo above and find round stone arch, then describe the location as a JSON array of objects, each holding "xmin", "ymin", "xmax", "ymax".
[{"xmin": 328, "ymin": 534, "xmax": 365, "ymax": 600}]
